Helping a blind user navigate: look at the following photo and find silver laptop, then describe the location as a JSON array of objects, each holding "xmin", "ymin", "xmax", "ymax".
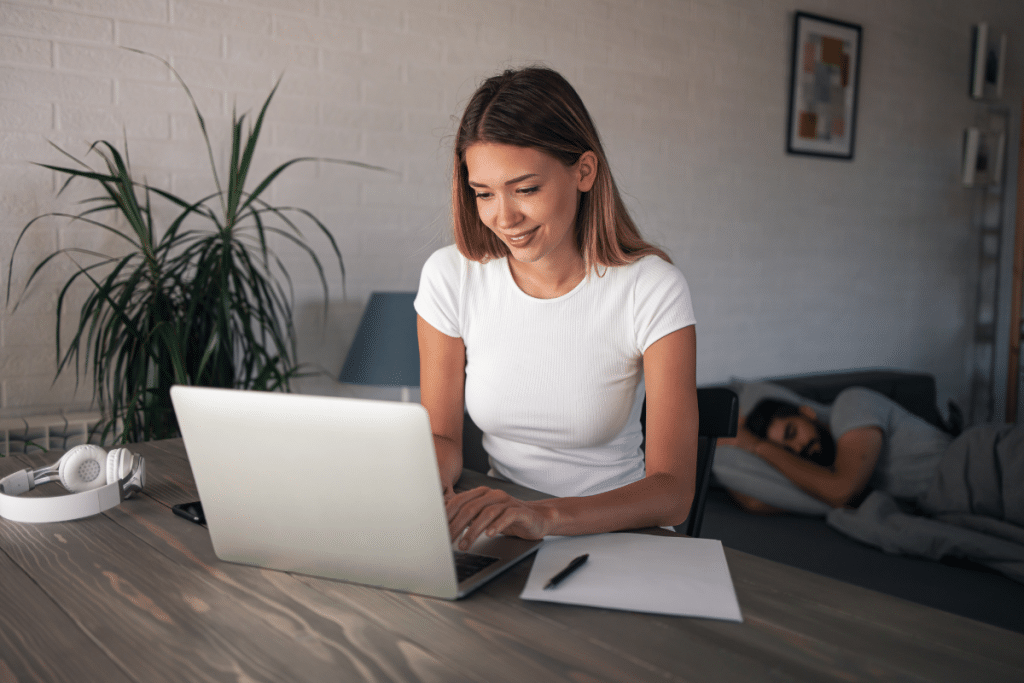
[{"xmin": 170, "ymin": 385, "xmax": 542, "ymax": 599}]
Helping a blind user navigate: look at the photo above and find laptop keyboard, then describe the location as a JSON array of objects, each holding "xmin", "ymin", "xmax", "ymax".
[{"xmin": 454, "ymin": 550, "xmax": 499, "ymax": 582}]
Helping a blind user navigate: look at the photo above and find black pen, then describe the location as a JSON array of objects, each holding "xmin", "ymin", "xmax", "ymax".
[{"xmin": 544, "ymin": 553, "xmax": 589, "ymax": 589}]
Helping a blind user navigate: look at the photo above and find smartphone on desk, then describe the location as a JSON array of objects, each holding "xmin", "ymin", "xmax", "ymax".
[{"xmin": 172, "ymin": 501, "xmax": 206, "ymax": 525}]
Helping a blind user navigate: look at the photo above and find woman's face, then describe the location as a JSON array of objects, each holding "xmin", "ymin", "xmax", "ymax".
[{"xmin": 465, "ymin": 143, "xmax": 596, "ymax": 268}]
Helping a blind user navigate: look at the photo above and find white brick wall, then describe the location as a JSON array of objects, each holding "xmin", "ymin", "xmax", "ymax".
[{"xmin": 1, "ymin": 0, "xmax": 1022, "ymax": 422}]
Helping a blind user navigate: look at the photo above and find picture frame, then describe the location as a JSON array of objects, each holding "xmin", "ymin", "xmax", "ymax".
[
  {"xmin": 962, "ymin": 126, "xmax": 1007, "ymax": 188},
  {"xmin": 786, "ymin": 12, "xmax": 863, "ymax": 160},
  {"xmin": 970, "ymin": 23, "xmax": 1007, "ymax": 100}
]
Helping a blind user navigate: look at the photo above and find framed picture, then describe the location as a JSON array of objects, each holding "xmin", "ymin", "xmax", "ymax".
[
  {"xmin": 786, "ymin": 12, "xmax": 862, "ymax": 160},
  {"xmin": 970, "ymin": 23, "xmax": 1007, "ymax": 100},
  {"xmin": 962, "ymin": 126, "xmax": 1006, "ymax": 188}
]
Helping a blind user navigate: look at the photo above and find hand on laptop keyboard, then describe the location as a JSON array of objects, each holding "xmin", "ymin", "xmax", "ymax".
[{"xmin": 446, "ymin": 485, "xmax": 551, "ymax": 551}]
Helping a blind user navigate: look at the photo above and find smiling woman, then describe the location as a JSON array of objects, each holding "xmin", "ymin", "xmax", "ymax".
[
  {"xmin": 465, "ymin": 143, "xmax": 595, "ymax": 298},
  {"xmin": 415, "ymin": 66, "xmax": 698, "ymax": 549}
]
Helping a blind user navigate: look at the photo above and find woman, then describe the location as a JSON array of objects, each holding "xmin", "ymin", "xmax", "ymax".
[{"xmin": 414, "ymin": 66, "xmax": 698, "ymax": 550}]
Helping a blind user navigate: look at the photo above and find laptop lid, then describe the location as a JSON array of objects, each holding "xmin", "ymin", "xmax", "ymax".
[{"xmin": 170, "ymin": 386, "xmax": 540, "ymax": 599}]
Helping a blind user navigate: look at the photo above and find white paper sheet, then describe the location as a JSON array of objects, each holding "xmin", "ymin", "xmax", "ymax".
[{"xmin": 520, "ymin": 533, "xmax": 742, "ymax": 621}]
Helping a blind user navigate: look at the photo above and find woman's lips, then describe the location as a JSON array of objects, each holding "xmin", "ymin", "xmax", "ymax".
[{"xmin": 508, "ymin": 227, "xmax": 538, "ymax": 244}]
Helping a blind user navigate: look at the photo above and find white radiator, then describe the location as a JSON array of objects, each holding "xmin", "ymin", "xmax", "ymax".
[{"xmin": 0, "ymin": 412, "xmax": 104, "ymax": 457}]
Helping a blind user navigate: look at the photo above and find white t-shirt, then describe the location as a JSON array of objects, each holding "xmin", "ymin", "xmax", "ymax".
[{"xmin": 414, "ymin": 245, "xmax": 695, "ymax": 497}]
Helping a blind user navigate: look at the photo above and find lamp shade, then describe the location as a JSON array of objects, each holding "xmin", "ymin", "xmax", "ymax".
[{"xmin": 339, "ymin": 292, "xmax": 419, "ymax": 387}]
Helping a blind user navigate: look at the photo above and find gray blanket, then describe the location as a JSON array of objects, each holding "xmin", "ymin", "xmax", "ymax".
[{"xmin": 827, "ymin": 424, "xmax": 1024, "ymax": 583}]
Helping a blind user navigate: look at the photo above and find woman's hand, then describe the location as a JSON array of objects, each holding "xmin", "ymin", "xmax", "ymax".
[{"xmin": 445, "ymin": 486, "xmax": 554, "ymax": 550}]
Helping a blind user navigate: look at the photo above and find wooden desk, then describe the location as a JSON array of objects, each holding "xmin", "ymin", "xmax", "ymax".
[{"xmin": 1, "ymin": 439, "xmax": 1022, "ymax": 682}]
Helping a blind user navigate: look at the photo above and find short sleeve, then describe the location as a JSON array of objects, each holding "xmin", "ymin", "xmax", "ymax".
[
  {"xmin": 414, "ymin": 246, "xmax": 463, "ymax": 338},
  {"xmin": 633, "ymin": 256, "xmax": 696, "ymax": 353},
  {"xmin": 829, "ymin": 387, "xmax": 892, "ymax": 440}
]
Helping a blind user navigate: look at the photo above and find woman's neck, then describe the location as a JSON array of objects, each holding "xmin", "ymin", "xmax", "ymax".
[{"xmin": 507, "ymin": 252, "xmax": 587, "ymax": 299}]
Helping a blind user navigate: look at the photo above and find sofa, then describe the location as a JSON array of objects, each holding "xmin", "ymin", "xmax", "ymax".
[{"xmin": 701, "ymin": 369, "xmax": 1024, "ymax": 634}]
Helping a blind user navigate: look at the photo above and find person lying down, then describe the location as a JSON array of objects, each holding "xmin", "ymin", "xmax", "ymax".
[
  {"xmin": 716, "ymin": 383, "xmax": 955, "ymax": 514},
  {"xmin": 714, "ymin": 382, "xmax": 1024, "ymax": 582}
]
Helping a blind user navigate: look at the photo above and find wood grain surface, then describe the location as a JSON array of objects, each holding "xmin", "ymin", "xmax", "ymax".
[{"xmin": 1, "ymin": 439, "xmax": 1022, "ymax": 683}]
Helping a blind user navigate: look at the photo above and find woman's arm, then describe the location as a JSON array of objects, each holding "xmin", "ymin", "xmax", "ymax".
[
  {"xmin": 417, "ymin": 314, "xmax": 466, "ymax": 493},
  {"xmin": 446, "ymin": 325, "xmax": 699, "ymax": 549}
]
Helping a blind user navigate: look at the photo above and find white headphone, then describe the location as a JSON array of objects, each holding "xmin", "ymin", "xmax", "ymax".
[{"xmin": 0, "ymin": 444, "xmax": 146, "ymax": 523}]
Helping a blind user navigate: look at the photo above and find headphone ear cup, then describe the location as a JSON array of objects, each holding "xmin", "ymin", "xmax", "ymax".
[
  {"xmin": 106, "ymin": 448, "xmax": 133, "ymax": 485},
  {"xmin": 58, "ymin": 445, "xmax": 110, "ymax": 493}
]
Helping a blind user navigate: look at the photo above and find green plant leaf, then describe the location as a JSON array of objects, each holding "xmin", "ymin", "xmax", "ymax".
[{"xmin": 6, "ymin": 49, "xmax": 386, "ymax": 443}]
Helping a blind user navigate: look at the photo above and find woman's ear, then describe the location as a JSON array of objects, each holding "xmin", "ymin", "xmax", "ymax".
[{"xmin": 576, "ymin": 151, "xmax": 598, "ymax": 192}]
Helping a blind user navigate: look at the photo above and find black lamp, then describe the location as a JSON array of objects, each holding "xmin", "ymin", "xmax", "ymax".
[{"xmin": 338, "ymin": 292, "xmax": 419, "ymax": 401}]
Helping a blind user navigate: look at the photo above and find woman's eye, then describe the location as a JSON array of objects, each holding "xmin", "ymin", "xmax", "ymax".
[
  {"xmin": 474, "ymin": 191, "xmax": 492, "ymax": 200},
  {"xmin": 518, "ymin": 186, "xmax": 539, "ymax": 195}
]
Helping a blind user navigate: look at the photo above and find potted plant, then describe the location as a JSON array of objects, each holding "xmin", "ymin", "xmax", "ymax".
[{"xmin": 6, "ymin": 51, "xmax": 385, "ymax": 444}]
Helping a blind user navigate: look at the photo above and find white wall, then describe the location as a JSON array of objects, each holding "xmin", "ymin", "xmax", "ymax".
[{"xmin": 1, "ymin": 0, "xmax": 1022, "ymax": 420}]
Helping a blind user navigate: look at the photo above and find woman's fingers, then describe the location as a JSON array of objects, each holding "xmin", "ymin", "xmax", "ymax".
[
  {"xmin": 450, "ymin": 491, "xmax": 509, "ymax": 543},
  {"xmin": 446, "ymin": 487, "xmax": 492, "ymax": 535},
  {"xmin": 445, "ymin": 487, "xmax": 548, "ymax": 549},
  {"xmin": 459, "ymin": 500, "xmax": 514, "ymax": 549},
  {"xmin": 481, "ymin": 506, "xmax": 538, "ymax": 540}
]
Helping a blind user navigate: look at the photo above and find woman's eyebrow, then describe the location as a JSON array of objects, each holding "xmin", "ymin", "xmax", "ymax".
[{"xmin": 468, "ymin": 173, "xmax": 538, "ymax": 188}]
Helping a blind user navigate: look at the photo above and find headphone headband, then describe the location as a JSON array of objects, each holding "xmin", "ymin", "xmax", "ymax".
[{"xmin": 0, "ymin": 450, "xmax": 145, "ymax": 524}]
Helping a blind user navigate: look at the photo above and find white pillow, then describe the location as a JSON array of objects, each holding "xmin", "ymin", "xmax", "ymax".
[
  {"xmin": 710, "ymin": 381, "xmax": 835, "ymax": 516},
  {"xmin": 731, "ymin": 381, "xmax": 832, "ymax": 423},
  {"xmin": 712, "ymin": 445, "xmax": 832, "ymax": 516}
]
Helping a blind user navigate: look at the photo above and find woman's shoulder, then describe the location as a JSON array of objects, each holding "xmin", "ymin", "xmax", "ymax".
[
  {"xmin": 424, "ymin": 244, "xmax": 504, "ymax": 273},
  {"xmin": 418, "ymin": 245, "xmax": 467, "ymax": 303},
  {"xmin": 420, "ymin": 245, "xmax": 509, "ymax": 302},
  {"xmin": 620, "ymin": 254, "xmax": 689, "ymax": 295},
  {"xmin": 422, "ymin": 244, "xmax": 473, "ymax": 284},
  {"xmin": 630, "ymin": 253, "xmax": 683, "ymax": 274},
  {"xmin": 423, "ymin": 244, "xmax": 465, "ymax": 271},
  {"xmin": 608, "ymin": 254, "xmax": 695, "ymax": 347}
]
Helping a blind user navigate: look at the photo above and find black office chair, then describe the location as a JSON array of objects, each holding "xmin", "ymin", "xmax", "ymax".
[
  {"xmin": 639, "ymin": 387, "xmax": 739, "ymax": 537},
  {"xmin": 461, "ymin": 387, "xmax": 738, "ymax": 538},
  {"xmin": 685, "ymin": 387, "xmax": 738, "ymax": 537}
]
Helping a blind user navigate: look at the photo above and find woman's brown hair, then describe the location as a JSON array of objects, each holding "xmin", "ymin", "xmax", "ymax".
[{"xmin": 452, "ymin": 67, "xmax": 670, "ymax": 268}]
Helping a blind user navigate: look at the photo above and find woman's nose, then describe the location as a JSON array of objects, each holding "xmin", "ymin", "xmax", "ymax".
[{"xmin": 494, "ymin": 196, "xmax": 520, "ymax": 229}]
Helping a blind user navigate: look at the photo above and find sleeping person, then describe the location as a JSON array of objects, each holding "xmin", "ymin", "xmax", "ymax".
[
  {"xmin": 718, "ymin": 385, "xmax": 953, "ymax": 513},
  {"xmin": 714, "ymin": 381, "xmax": 1024, "ymax": 582}
]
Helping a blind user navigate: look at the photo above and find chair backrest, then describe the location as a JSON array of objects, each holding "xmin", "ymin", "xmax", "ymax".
[
  {"xmin": 639, "ymin": 387, "xmax": 739, "ymax": 536},
  {"xmin": 462, "ymin": 387, "xmax": 739, "ymax": 538},
  {"xmin": 685, "ymin": 387, "xmax": 739, "ymax": 537},
  {"xmin": 462, "ymin": 413, "xmax": 489, "ymax": 475}
]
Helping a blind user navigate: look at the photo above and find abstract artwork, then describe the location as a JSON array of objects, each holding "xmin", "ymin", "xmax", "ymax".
[{"xmin": 786, "ymin": 12, "xmax": 862, "ymax": 159}]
